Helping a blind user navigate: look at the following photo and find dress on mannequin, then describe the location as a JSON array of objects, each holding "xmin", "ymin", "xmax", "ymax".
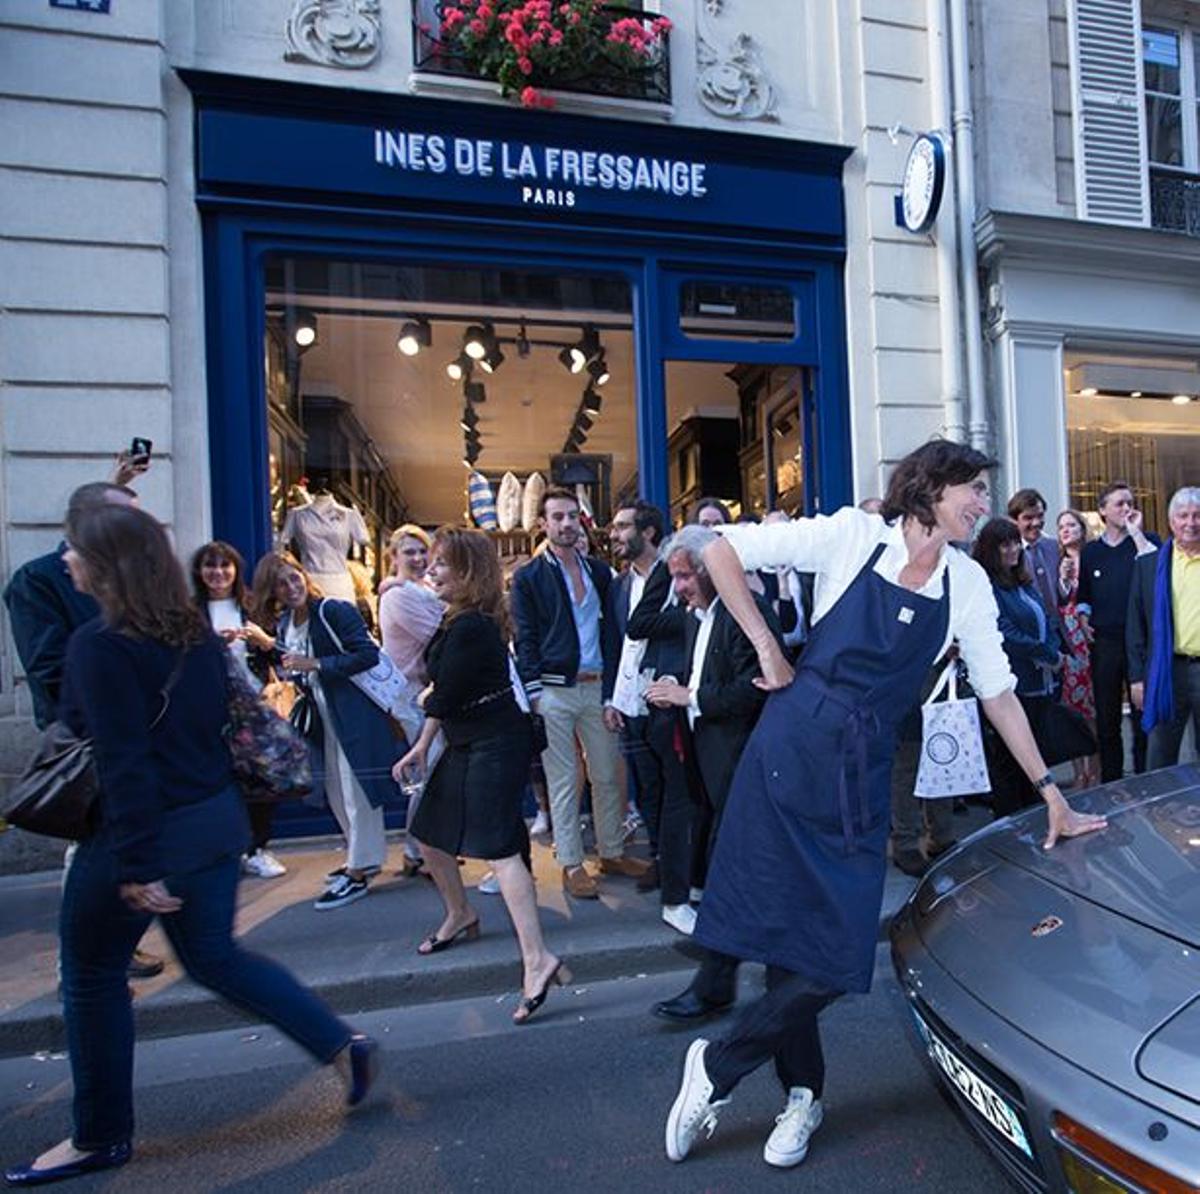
[{"xmin": 282, "ymin": 492, "xmax": 368, "ymax": 604}]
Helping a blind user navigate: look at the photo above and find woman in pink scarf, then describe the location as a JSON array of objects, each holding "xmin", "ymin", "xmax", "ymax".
[{"xmin": 379, "ymin": 526, "xmax": 444, "ymax": 876}]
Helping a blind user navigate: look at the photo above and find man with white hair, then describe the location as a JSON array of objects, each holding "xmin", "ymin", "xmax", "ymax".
[
  {"xmin": 1128, "ymin": 486, "xmax": 1200, "ymax": 769},
  {"xmin": 646, "ymin": 525, "xmax": 782, "ymax": 944}
]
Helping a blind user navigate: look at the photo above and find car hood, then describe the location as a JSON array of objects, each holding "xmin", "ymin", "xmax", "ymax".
[{"xmin": 911, "ymin": 764, "xmax": 1200, "ymax": 1106}]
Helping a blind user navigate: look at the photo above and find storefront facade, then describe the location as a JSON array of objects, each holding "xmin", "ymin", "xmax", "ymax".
[{"xmin": 1, "ymin": 0, "xmax": 953, "ymax": 857}]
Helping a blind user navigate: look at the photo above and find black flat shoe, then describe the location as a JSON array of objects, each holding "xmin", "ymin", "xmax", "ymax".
[
  {"xmin": 417, "ymin": 918, "xmax": 481, "ymax": 955},
  {"xmin": 5, "ymin": 1142, "xmax": 131, "ymax": 1187},
  {"xmin": 652, "ymin": 989, "xmax": 734, "ymax": 1023},
  {"xmin": 345, "ymin": 1034, "xmax": 378, "ymax": 1108},
  {"xmin": 513, "ymin": 959, "xmax": 571, "ymax": 1025}
]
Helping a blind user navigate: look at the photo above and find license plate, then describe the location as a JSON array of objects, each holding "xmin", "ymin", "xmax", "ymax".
[{"xmin": 912, "ymin": 1008, "xmax": 1034, "ymax": 1160}]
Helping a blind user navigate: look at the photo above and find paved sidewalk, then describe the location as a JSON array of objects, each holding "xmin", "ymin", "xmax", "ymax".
[{"xmin": 0, "ymin": 809, "xmax": 990, "ymax": 1056}]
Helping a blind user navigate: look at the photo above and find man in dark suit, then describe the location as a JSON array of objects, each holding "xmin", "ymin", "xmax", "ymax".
[
  {"xmin": 1008, "ymin": 488, "xmax": 1060, "ymax": 634},
  {"xmin": 645, "ymin": 525, "xmax": 782, "ymax": 938},
  {"xmin": 607, "ymin": 501, "xmax": 673, "ymax": 896},
  {"xmin": 1128, "ymin": 486, "xmax": 1200, "ymax": 770}
]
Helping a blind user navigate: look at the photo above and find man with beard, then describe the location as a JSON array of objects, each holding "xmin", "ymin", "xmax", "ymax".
[
  {"xmin": 607, "ymin": 501, "xmax": 698, "ymax": 926},
  {"xmin": 512, "ymin": 487, "xmax": 649, "ymax": 898}
]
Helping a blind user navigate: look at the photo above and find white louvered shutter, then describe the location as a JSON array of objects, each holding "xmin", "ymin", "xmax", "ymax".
[{"xmin": 1067, "ymin": 0, "xmax": 1150, "ymax": 225}]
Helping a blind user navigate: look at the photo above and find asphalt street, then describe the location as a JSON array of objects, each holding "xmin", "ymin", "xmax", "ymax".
[{"xmin": 0, "ymin": 950, "xmax": 1010, "ymax": 1192}]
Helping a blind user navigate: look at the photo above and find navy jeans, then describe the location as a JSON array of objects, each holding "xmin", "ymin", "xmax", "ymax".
[{"xmin": 61, "ymin": 837, "xmax": 352, "ymax": 1150}]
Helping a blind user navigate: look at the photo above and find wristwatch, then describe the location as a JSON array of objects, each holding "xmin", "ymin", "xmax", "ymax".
[{"xmin": 1033, "ymin": 773, "xmax": 1056, "ymax": 792}]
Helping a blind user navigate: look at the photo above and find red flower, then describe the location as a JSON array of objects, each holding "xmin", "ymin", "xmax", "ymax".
[
  {"xmin": 518, "ymin": 55, "xmax": 533, "ymax": 74},
  {"xmin": 469, "ymin": 17, "xmax": 486, "ymax": 34},
  {"xmin": 520, "ymin": 85, "xmax": 540, "ymax": 107}
]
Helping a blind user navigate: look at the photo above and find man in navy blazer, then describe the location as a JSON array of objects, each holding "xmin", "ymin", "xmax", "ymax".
[
  {"xmin": 511, "ymin": 487, "xmax": 649, "ymax": 900},
  {"xmin": 1008, "ymin": 488, "xmax": 1061, "ymax": 636}
]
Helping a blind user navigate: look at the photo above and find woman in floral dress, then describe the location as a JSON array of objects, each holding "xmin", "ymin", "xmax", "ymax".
[{"xmin": 1056, "ymin": 509, "xmax": 1099, "ymax": 788}]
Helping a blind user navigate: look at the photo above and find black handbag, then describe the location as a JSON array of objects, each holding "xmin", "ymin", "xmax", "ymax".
[
  {"xmin": 3, "ymin": 655, "xmax": 183, "ymax": 841},
  {"xmin": 2, "ymin": 721, "xmax": 100, "ymax": 841},
  {"xmin": 1030, "ymin": 699, "xmax": 1097, "ymax": 767}
]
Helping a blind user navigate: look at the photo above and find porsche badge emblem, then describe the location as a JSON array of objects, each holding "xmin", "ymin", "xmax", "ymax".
[{"xmin": 1031, "ymin": 915, "xmax": 1063, "ymax": 938}]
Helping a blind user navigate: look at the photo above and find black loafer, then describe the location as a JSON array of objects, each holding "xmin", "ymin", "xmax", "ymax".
[
  {"xmin": 652, "ymin": 989, "xmax": 734, "ymax": 1022},
  {"xmin": 5, "ymin": 1141, "xmax": 131, "ymax": 1187}
]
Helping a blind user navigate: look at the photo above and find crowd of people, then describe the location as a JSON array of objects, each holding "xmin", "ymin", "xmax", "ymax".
[{"xmin": 4, "ymin": 439, "xmax": 1198, "ymax": 1183}]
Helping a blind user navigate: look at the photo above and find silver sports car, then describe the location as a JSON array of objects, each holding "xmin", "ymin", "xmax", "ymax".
[{"xmin": 891, "ymin": 764, "xmax": 1200, "ymax": 1193}]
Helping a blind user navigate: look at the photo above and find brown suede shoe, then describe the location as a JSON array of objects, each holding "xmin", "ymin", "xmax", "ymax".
[
  {"xmin": 562, "ymin": 865, "xmax": 599, "ymax": 899},
  {"xmin": 598, "ymin": 855, "xmax": 651, "ymax": 879}
]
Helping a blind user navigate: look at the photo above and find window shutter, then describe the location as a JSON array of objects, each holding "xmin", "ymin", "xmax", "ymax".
[{"xmin": 1067, "ymin": 0, "xmax": 1149, "ymax": 225}]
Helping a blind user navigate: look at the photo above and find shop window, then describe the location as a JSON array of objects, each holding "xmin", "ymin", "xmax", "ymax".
[
  {"xmin": 663, "ymin": 360, "xmax": 812, "ymax": 526},
  {"xmin": 1065, "ymin": 356, "xmax": 1200, "ymax": 537},
  {"xmin": 264, "ymin": 256, "xmax": 635, "ymax": 590},
  {"xmin": 677, "ymin": 281, "xmax": 796, "ymax": 343}
]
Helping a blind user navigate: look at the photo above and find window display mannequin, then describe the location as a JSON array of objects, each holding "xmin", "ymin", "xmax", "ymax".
[{"xmin": 281, "ymin": 477, "xmax": 369, "ymax": 604}]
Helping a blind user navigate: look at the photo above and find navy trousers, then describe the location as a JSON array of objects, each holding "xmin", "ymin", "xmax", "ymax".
[{"xmin": 61, "ymin": 838, "xmax": 352, "ymax": 1149}]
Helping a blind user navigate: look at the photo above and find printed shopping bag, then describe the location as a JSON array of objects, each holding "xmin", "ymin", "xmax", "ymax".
[{"xmin": 913, "ymin": 660, "xmax": 991, "ymax": 799}]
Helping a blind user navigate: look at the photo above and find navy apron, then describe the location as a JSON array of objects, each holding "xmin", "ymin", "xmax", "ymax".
[{"xmin": 692, "ymin": 541, "xmax": 950, "ymax": 994}]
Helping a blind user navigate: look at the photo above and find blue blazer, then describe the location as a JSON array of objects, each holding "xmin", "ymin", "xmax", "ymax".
[
  {"xmin": 992, "ymin": 582, "xmax": 1061, "ymax": 696},
  {"xmin": 278, "ymin": 598, "xmax": 404, "ymax": 811}
]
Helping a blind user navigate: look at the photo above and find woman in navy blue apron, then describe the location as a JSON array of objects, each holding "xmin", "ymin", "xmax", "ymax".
[{"xmin": 664, "ymin": 441, "xmax": 1106, "ymax": 1169}]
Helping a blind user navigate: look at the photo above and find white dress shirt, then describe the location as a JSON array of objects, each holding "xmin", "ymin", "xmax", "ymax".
[
  {"xmin": 720, "ymin": 507, "xmax": 1016, "ymax": 699},
  {"xmin": 686, "ymin": 597, "xmax": 721, "ymax": 729}
]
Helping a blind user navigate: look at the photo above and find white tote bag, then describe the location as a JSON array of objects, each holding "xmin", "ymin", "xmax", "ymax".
[
  {"xmin": 317, "ymin": 600, "xmax": 410, "ymax": 722},
  {"xmin": 913, "ymin": 661, "xmax": 992, "ymax": 799}
]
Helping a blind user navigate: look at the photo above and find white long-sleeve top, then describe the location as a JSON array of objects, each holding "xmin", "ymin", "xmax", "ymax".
[{"xmin": 719, "ymin": 507, "xmax": 1016, "ymax": 700}]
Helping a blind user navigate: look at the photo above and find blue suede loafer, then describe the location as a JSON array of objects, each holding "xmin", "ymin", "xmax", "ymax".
[
  {"xmin": 346, "ymin": 1034, "xmax": 378, "ymax": 1107},
  {"xmin": 5, "ymin": 1141, "xmax": 131, "ymax": 1187}
]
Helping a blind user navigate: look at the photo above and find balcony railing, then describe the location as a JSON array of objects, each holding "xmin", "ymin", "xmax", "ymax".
[
  {"xmin": 1149, "ymin": 168, "xmax": 1200, "ymax": 236},
  {"xmin": 411, "ymin": 1, "xmax": 671, "ymax": 105}
]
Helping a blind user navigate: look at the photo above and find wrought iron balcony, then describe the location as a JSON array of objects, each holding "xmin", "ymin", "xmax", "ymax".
[
  {"xmin": 1149, "ymin": 168, "xmax": 1200, "ymax": 236},
  {"xmin": 411, "ymin": 1, "xmax": 671, "ymax": 105}
]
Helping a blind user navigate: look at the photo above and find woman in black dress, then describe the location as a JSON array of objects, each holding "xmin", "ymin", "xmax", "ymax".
[{"xmin": 393, "ymin": 528, "xmax": 566, "ymax": 1024}]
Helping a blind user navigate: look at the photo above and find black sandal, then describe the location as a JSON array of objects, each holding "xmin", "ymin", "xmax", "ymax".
[
  {"xmin": 417, "ymin": 918, "xmax": 481, "ymax": 955},
  {"xmin": 513, "ymin": 959, "xmax": 571, "ymax": 1025}
]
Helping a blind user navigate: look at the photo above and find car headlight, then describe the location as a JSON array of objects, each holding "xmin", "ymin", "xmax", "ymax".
[{"xmin": 1052, "ymin": 1113, "xmax": 1197, "ymax": 1193}]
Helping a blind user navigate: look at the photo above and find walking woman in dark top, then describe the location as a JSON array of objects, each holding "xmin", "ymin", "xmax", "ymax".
[
  {"xmin": 5, "ymin": 505, "xmax": 375, "ymax": 1189},
  {"xmin": 393, "ymin": 527, "xmax": 567, "ymax": 1024},
  {"xmin": 189, "ymin": 540, "xmax": 287, "ymax": 880}
]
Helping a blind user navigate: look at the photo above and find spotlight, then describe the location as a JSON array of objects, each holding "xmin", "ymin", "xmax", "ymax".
[
  {"xmin": 557, "ymin": 346, "xmax": 577, "ymax": 373},
  {"xmin": 460, "ymin": 405, "xmax": 479, "ymax": 432},
  {"xmin": 569, "ymin": 327, "xmax": 602, "ymax": 373},
  {"xmin": 577, "ymin": 406, "xmax": 596, "ymax": 429},
  {"xmin": 291, "ymin": 309, "xmax": 318, "ymax": 349},
  {"xmin": 464, "ymin": 441, "xmax": 481, "ymax": 466},
  {"xmin": 479, "ymin": 341, "xmax": 506, "ymax": 374},
  {"xmin": 463, "ymin": 323, "xmax": 492, "ymax": 361},
  {"xmin": 583, "ymin": 387, "xmax": 603, "ymax": 416},
  {"xmin": 465, "ymin": 426, "xmax": 482, "ymax": 448},
  {"xmin": 516, "ymin": 322, "xmax": 531, "ymax": 358},
  {"xmin": 464, "ymin": 380, "xmax": 487, "ymax": 404},
  {"xmin": 446, "ymin": 353, "xmax": 473, "ymax": 382},
  {"xmin": 397, "ymin": 318, "xmax": 432, "ymax": 356},
  {"xmin": 586, "ymin": 354, "xmax": 610, "ymax": 387}
]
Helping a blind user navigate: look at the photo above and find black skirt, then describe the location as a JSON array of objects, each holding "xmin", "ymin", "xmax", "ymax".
[{"xmin": 410, "ymin": 718, "xmax": 533, "ymax": 860}]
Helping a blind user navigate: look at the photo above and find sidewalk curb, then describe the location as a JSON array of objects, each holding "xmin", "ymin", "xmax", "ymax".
[{"xmin": 0, "ymin": 908, "xmax": 912, "ymax": 1058}]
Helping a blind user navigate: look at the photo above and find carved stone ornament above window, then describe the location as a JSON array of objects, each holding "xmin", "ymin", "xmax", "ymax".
[
  {"xmin": 284, "ymin": 0, "xmax": 381, "ymax": 69},
  {"xmin": 696, "ymin": 0, "xmax": 778, "ymax": 122}
]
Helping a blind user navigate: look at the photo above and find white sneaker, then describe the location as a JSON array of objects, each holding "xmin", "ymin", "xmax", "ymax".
[
  {"xmin": 665, "ymin": 1039, "xmax": 729, "ymax": 1162},
  {"xmin": 242, "ymin": 850, "xmax": 287, "ymax": 879},
  {"xmin": 662, "ymin": 903, "xmax": 697, "ymax": 936},
  {"xmin": 528, "ymin": 810, "xmax": 551, "ymax": 837},
  {"xmin": 763, "ymin": 1087, "xmax": 824, "ymax": 1168},
  {"xmin": 477, "ymin": 870, "xmax": 501, "ymax": 895},
  {"xmin": 622, "ymin": 807, "xmax": 644, "ymax": 843}
]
